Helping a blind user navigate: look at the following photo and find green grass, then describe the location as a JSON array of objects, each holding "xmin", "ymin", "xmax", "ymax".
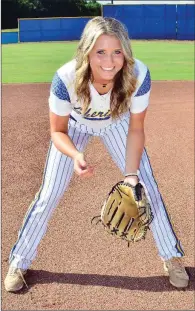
[{"xmin": 2, "ymin": 40, "xmax": 194, "ymax": 83}]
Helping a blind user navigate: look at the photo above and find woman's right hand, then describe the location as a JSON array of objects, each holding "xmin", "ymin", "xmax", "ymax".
[{"xmin": 73, "ymin": 152, "xmax": 94, "ymax": 178}]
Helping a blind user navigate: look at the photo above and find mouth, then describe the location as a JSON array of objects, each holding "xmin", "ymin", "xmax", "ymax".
[{"xmin": 101, "ymin": 66, "xmax": 115, "ymax": 72}]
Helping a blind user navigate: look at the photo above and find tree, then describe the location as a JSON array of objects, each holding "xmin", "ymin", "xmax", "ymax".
[
  {"xmin": 1, "ymin": 0, "xmax": 101, "ymax": 29},
  {"xmin": 85, "ymin": 0, "xmax": 101, "ymax": 16}
]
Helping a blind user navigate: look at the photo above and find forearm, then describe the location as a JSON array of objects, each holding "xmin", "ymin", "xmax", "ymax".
[
  {"xmin": 51, "ymin": 132, "xmax": 80, "ymax": 159},
  {"xmin": 125, "ymin": 129, "xmax": 145, "ymax": 174}
]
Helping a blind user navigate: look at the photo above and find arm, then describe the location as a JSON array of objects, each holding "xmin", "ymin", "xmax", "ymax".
[
  {"xmin": 49, "ymin": 70, "xmax": 93, "ymax": 177},
  {"xmin": 50, "ymin": 111, "xmax": 93, "ymax": 177},
  {"xmin": 50, "ymin": 111, "xmax": 79, "ymax": 159},
  {"xmin": 124, "ymin": 109, "xmax": 147, "ymax": 185}
]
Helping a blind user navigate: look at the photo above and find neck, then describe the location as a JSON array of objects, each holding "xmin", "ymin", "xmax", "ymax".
[{"xmin": 92, "ymin": 78, "xmax": 113, "ymax": 88}]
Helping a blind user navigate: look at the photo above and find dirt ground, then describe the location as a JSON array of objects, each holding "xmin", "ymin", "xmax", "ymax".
[{"xmin": 2, "ymin": 81, "xmax": 194, "ymax": 310}]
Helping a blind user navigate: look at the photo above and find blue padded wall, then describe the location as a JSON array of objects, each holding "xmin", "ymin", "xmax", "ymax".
[
  {"xmin": 18, "ymin": 6, "xmax": 195, "ymax": 42},
  {"xmin": 19, "ymin": 17, "xmax": 92, "ymax": 42},
  {"xmin": 103, "ymin": 5, "xmax": 176, "ymax": 39},
  {"xmin": 177, "ymin": 5, "xmax": 195, "ymax": 40},
  {"xmin": 2, "ymin": 32, "xmax": 18, "ymax": 44}
]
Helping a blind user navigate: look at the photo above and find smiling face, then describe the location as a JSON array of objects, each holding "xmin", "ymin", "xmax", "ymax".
[{"xmin": 88, "ymin": 34, "xmax": 125, "ymax": 83}]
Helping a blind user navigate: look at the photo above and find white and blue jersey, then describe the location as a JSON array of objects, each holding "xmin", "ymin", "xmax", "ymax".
[{"xmin": 49, "ymin": 58, "xmax": 151, "ymax": 132}]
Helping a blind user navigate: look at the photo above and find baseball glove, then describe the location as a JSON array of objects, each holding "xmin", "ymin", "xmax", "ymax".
[{"xmin": 92, "ymin": 181, "xmax": 153, "ymax": 245}]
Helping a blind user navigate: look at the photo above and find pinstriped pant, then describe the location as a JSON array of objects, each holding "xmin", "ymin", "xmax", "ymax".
[{"xmin": 9, "ymin": 115, "xmax": 184, "ymax": 269}]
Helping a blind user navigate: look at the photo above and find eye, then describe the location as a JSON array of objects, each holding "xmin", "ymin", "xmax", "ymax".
[
  {"xmin": 115, "ymin": 50, "xmax": 122, "ymax": 55},
  {"xmin": 97, "ymin": 50, "xmax": 105, "ymax": 55}
]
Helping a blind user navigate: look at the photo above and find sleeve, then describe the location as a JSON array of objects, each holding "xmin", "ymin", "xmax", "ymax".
[
  {"xmin": 130, "ymin": 68, "xmax": 151, "ymax": 114},
  {"xmin": 48, "ymin": 72, "xmax": 72, "ymax": 116}
]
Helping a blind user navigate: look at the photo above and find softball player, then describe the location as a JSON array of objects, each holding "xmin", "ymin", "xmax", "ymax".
[{"xmin": 4, "ymin": 17, "xmax": 189, "ymax": 292}]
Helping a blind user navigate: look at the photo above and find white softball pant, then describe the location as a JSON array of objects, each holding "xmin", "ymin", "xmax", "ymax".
[{"xmin": 9, "ymin": 115, "xmax": 184, "ymax": 269}]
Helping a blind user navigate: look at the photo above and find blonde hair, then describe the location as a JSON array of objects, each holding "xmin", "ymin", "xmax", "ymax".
[{"xmin": 75, "ymin": 16, "xmax": 137, "ymax": 119}]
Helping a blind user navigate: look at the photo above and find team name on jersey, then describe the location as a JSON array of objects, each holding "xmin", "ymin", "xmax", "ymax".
[{"xmin": 73, "ymin": 107, "xmax": 111, "ymax": 120}]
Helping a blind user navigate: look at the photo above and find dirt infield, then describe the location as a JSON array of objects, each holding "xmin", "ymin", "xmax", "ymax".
[{"xmin": 2, "ymin": 81, "xmax": 194, "ymax": 310}]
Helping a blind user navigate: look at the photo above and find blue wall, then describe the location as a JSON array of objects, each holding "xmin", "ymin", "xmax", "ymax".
[
  {"xmin": 103, "ymin": 4, "xmax": 177, "ymax": 39},
  {"xmin": 177, "ymin": 5, "xmax": 195, "ymax": 40},
  {"xmin": 2, "ymin": 6, "xmax": 194, "ymax": 44},
  {"xmin": 2, "ymin": 32, "xmax": 18, "ymax": 44},
  {"xmin": 19, "ymin": 17, "xmax": 92, "ymax": 42},
  {"xmin": 103, "ymin": 4, "xmax": 194, "ymax": 40}
]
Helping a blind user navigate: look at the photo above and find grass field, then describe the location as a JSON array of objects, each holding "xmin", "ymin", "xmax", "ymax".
[{"xmin": 2, "ymin": 40, "xmax": 194, "ymax": 83}]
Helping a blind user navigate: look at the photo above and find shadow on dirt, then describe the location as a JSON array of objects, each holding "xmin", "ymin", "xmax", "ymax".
[{"xmin": 17, "ymin": 266, "xmax": 194, "ymax": 294}]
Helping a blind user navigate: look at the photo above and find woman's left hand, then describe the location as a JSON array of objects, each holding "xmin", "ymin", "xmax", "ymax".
[{"xmin": 124, "ymin": 175, "xmax": 139, "ymax": 186}]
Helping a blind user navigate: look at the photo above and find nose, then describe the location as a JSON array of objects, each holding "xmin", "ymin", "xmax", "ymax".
[{"xmin": 103, "ymin": 54, "xmax": 114, "ymax": 66}]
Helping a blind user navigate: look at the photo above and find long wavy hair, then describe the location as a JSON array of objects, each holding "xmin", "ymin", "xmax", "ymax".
[{"xmin": 75, "ymin": 17, "xmax": 137, "ymax": 119}]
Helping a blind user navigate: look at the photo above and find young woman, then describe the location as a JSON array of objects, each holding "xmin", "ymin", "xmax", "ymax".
[{"xmin": 4, "ymin": 17, "xmax": 189, "ymax": 292}]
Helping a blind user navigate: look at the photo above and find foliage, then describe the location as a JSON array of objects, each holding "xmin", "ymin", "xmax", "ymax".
[{"xmin": 2, "ymin": 0, "xmax": 101, "ymax": 29}]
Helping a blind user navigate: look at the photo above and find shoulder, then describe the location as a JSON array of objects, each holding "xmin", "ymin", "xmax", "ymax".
[
  {"xmin": 50, "ymin": 59, "xmax": 76, "ymax": 98},
  {"xmin": 133, "ymin": 58, "xmax": 148, "ymax": 80},
  {"xmin": 50, "ymin": 59, "xmax": 77, "ymax": 102},
  {"xmin": 56, "ymin": 59, "xmax": 77, "ymax": 85},
  {"xmin": 133, "ymin": 58, "xmax": 151, "ymax": 97}
]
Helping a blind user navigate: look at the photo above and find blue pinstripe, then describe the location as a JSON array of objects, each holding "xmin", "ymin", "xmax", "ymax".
[
  {"xmin": 9, "ymin": 114, "xmax": 184, "ymax": 269},
  {"xmin": 101, "ymin": 117, "xmax": 184, "ymax": 259},
  {"xmin": 13, "ymin": 146, "xmax": 62, "ymax": 258},
  {"xmin": 9, "ymin": 125, "xmax": 91, "ymax": 268},
  {"xmin": 9, "ymin": 141, "xmax": 53, "ymax": 262}
]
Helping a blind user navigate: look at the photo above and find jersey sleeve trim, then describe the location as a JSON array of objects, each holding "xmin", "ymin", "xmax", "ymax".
[
  {"xmin": 135, "ymin": 68, "xmax": 151, "ymax": 97},
  {"xmin": 51, "ymin": 72, "xmax": 71, "ymax": 102}
]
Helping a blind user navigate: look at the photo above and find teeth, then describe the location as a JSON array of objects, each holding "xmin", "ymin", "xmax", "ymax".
[{"xmin": 101, "ymin": 67, "xmax": 114, "ymax": 71}]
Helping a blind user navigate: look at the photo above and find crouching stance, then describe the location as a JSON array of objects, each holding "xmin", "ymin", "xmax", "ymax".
[{"xmin": 5, "ymin": 17, "xmax": 189, "ymax": 292}]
